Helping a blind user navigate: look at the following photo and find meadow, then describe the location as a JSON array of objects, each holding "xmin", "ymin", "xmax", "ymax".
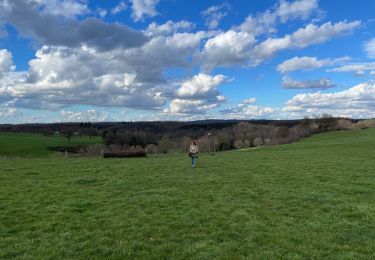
[
  {"xmin": 0, "ymin": 132, "xmax": 101, "ymax": 157},
  {"xmin": 0, "ymin": 129, "xmax": 374, "ymax": 259}
]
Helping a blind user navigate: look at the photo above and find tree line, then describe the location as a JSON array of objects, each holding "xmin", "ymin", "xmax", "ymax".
[{"xmin": 1, "ymin": 117, "xmax": 374, "ymax": 155}]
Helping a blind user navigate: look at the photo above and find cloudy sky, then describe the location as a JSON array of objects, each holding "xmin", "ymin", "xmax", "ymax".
[{"xmin": 0, "ymin": 0, "xmax": 374, "ymax": 123}]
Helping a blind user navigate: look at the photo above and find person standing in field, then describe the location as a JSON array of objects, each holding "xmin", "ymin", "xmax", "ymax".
[{"xmin": 189, "ymin": 141, "xmax": 199, "ymax": 168}]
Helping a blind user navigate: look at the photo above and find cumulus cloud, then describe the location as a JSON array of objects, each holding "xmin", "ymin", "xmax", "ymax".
[
  {"xmin": 201, "ymin": 3, "xmax": 230, "ymax": 30},
  {"xmin": 277, "ymin": 56, "xmax": 351, "ymax": 73},
  {"xmin": 130, "ymin": 0, "xmax": 160, "ymax": 22},
  {"xmin": 60, "ymin": 109, "xmax": 110, "ymax": 122},
  {"xmin": 96, "ymin": 8, "xmax": 108, "ymax": 18},
  {"xmin": 0, "ymin": 49, "xmax": 15, "ymax": 76},
  {"xmin": 202, "ymin": 19, "xmax": 360, "ymax": 70},
  {"xmin": 146, "ymin": 20, "xmax": 194, "ymax": 36},
  {"xmin": 283, "ymin": 82, "xmax": 375, "ymax": 118},
  {"xmin": 177, "ymin": 73, "xmax": 227, "ymax": 99},
  {"xmin": 111, "ymin": 1, "xmax": 127, "ymax": 15},
  {"xmin": 252, "ymin": 21, "xmax": 361, "ymax": 65},
  {"xmin": 221, "ymin": 104, "xmax": 275, "ymax": 119},
  {"xmin": 201, "ymin": 30, "xmax": 256, "ymax": 70},
  {"xmin": 219, "ymin": 97, "xmax": 275, "ymax": 119},
  {"xmin": 363, "ymin": 38, "xmax": 375, "ymax": 59},
  {"xmin": 0, "ymin": 0, "xmax": 147, "ymax": 51},
  {"xmin": 282, "ymin": 76, "xmax": 335, "ymax": 89},
  {"xmin": 238, "ymin": 0, "xmax": 318, "ymax": 36},
  {"xmin": 276, "ymin": 0, "xmax": 319, "ymax": 22},
  {"xmin": 163, "ymin": 73, "xmax": 228, "ymax": 115},
  {"xmin": 0, "ymin": 46, "xmax": 166, "ymax": 109},
  {"xmin": 33, "ymin": 0, "xmax": 89, "ymax": 18},
  {"xmin": 0, "ymin": 107, "xmax": 17, "ymax": 117},
  {"xmin": 164, "ymin": 99, "xmax": 221, "ymax": 115},
  {"xmin": 0, "ymin": 28, "xmax": 210, "ymax": 111},
  {"xmin": 328, "ymin": 62, "xmax": 375, "ymax": 76}
]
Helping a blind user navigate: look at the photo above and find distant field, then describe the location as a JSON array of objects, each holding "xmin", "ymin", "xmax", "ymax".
[
  {"xmin": 0, "ymin": 132, "xmax": 102, "ymax": 157},
  {"xmin": 0, "ymin": 129, "xmax": 374, "ymax": 258}
]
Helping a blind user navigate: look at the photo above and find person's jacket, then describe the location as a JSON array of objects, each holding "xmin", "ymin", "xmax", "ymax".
[{"xmin": 189, "ymin": 144, "xmax": 199, "ymax": 155}]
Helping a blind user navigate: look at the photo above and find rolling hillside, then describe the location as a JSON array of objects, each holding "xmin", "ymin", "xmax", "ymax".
[
  {"xmin": 0, "ymin": 129, "xmax": 374, "ymax": 258},
  {"xmin": 0, "ymin": 132, "xmax": 101, "ymax": 157}
]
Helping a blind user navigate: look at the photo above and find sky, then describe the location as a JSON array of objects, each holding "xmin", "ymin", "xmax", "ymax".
[{"xmin": 0, "ymin": 0, "xmax": 374, "ymax": 123}]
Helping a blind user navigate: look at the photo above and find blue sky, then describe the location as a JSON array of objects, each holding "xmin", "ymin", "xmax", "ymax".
[{"xmin": 0, "ymin": 0, "xmax": 375, "ymax": 123}]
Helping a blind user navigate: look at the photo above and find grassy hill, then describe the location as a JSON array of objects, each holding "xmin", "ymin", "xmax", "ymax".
[
  {"xmin": 0, "ymin": 129, "xmax": 374, "ymax": 258},
  {"xmin": 0, "ymin": 132, "xmax": 101, "ymax": 157}
]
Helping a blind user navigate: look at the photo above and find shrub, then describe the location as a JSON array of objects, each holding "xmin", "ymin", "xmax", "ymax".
[
  {"xmin": 264, "ymin": 138, "xmax": 273, "ymax": 146},
  {"xmin": 353, "ymin": 119, "xmax": 375, "ymax": 129},
  {"xmin": 146, "ymin": 144, "xmax": 158, "ymax": 155},
  {"xmin": 335, "ymin": 119, "xmax": 353, "ymax": 130},
  {"xmin": 234, "ymin": 140, "xmax": 245, "ymax": 149},
  {"xmin": 253, "ymin": 137, "xmax": 263, "ymax": 147},
  {"xmin": 158, "ymin": 136, "xmax": 172, "ymax": 154},
  {"xmin": 79, "ymin": 144, "xmax": 105, "ymax": 157}
]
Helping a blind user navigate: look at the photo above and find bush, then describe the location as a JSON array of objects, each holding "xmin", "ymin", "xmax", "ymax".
[
  {"xmin": 158, "ymin": 136, "xmax": 172, "ymax": 154},
  {"xmin": 253, "ymin": 137, "xmax": 263, "ymax": 147},
  {"xmin": 353, "ymin": 119, "xmax": 375, "ymax": 129},
  {"xmin": 146, "ymin": 144, "xmax": 158, "ymax": 155},
  {"xmin": 79, "ymin": 144, "xmax": 104, "ymax": 157},
  {"xmin": 234, "ymin": 140, "xmax": 245, "ymax": 149},
  {"xmin": 335, "ymin": 119, "xmax": 353, "ymax": 130}
]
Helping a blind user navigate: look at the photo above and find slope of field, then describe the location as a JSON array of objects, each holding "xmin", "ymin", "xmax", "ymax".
[
  {"xmin": 0, "ymin": 129, "xmax": 374, "ymax": 258},
  {"xmin": 0, "ymin": 132, "xmax": 101, "ymax": 157}
]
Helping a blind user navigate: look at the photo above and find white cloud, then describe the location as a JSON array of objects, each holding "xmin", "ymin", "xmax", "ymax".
[
  {"xmin": 371, "ymin": 71, "xmax": 375, "ymax": 76},
  {"xmin": 251, "ymin": 21, "xmax": 361, "ymax": 65},
  {"xmin": 282, "ymin": 76, "xmax": 335, "ymax": 89},
  {"xmin": 96, "ymin": 8, "xmax": 108, "ymax": 18},
  {"xmin": 0, "ymin": 49, "xmax": 15, "ymax": 75},
  {"xmin": 146, "ymin": 20, "xmax": 194, "ymax": 36},
  {"xmin": 238, "ymin": 0, "xmax": 319, "ymax": 36},
  {"xmin": 243, "ymin": 98, "xmax": 257, "ymax": 104},
  {"xmin": 164, "ymin": 99, "xmax": 220, "ymax": 114},
  {"xmin": 111, "ymin": 1, "xmax": 127, "ymax": 15},
  {"xmin": 290, "ymin": 21, "xmax": 361, "ymax": 47},
  {"xmin": 221, "ymin": 104, "xmax": 275, "ymax": 119},
  {"xmin": 177, "ymin": 73, "xmax": 227, "ymax": 99},
  {"xmin": 202, "ymin": 20, "xmax": 360, "ymax": 70},
  {"xmin": 329, "ymin": 62, "xmax": 375, "ymax": 76},
  {"xmin": 0, "ymin": 28, "xmax": 210, "ymax": 111},
  {"xmin": 0, "ymin": 107, "xmax": 17, "ymax": 117},
  {"xmin": 201, "ymin": 30, "xmax": 256, "ymax": 70},
  {"xmin": 363, "ymin": 38, "xmax": 375, "ymax": 59},
  {"xmin": 163, "ymin": 73, "xmax": 228, "ymax": 115},
  {"xmin": 201, "ymin": 4, "xmax": 229, "ymax": 30},
  {"xmin": 237, "ymin": 10, "xmax": 277, "ymax": 36},
  {"xmin": 130, "ymin": 0, "xmax": 160, "ymax": 21},
  {"xmin": 277, "ymin": 56, "xmax": 350, "ymax": 73},
  {"xmin": 0, "ymin": 45, "xmax": 167, "ymax": 109},
  {"xmin": 35, "ymin": 0, "xmax": 89, "ymax": 18},
  {"xmin": 276, "ymin": 0, "xmax": 319, "ymax": 22},
  {"xmin": 354, "ymin": 71, "xmax": 366, "ymax": 77},
  {"xmin": 60, "ymin": 109, "xmax": 110, "ymax": 122},
  {"xmin": 283, "ymin": 82, "xmax": 375, "ymax": 118}
]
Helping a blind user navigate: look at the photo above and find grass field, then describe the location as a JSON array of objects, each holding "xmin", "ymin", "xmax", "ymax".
[
  {"xmin": 0, "ymin": 129, "xmax": 374, "ymax": 259},
  {"xmin": 0, "ymin": 132, "xmax": 101, "ymax": 157}
]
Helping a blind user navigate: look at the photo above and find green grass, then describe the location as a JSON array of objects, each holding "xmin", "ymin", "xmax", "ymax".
[
  {"xmin": 0, "ymin": 132, "xmax": 101, "ymax": 157},
  {"xmin": 0, "ymin": 129, "xmax": 374, "ymax": 259}
]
